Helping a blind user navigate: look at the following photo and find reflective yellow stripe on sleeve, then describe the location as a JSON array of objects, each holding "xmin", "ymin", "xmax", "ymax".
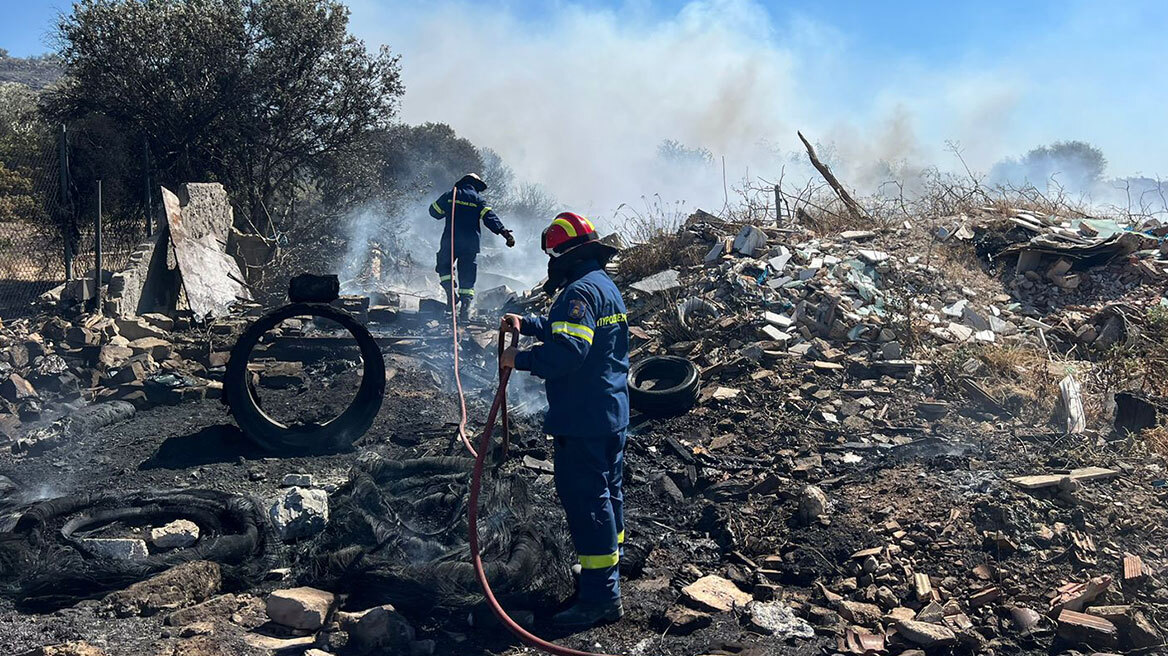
[
  {"xmin": 479, "ymin": 206, "xmax": 492, "ymax": 220},
  {"xmin": 617, "ymin": 530, "xmax": 625, "ymax": 544},
  {"xmin": 431, "ymin": 201, "xmax": 443, "ymax": 214},
  {"xmin": 578, "ymin": 551, "xmax": 620, "ymax": 569},
  {"xmin": 551, "ymin": 321, "xmax": 594, "ymax": 344}
]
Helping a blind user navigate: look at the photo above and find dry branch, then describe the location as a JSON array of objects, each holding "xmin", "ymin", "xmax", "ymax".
[{"xmin": 797, "ymin": 131, "xmax": 869, "ymax": 222}]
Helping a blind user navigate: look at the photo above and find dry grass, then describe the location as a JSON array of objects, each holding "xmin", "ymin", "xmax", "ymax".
[
  {"xmin": 941, "ymin": 343, "xmax": 1063, "ymax": 424},
  {"xmin": 1141, "ymin": 425, "xmax": 1168, "ymax": 458},
  {"xmin": 614, "ymin": 197, "xmax": 703, "ymax": 279}
]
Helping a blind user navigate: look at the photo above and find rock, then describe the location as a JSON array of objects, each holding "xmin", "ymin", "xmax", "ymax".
[
  {"xmin": 840, "ymin": 230, "xmax": 876, "ymax": 241},
  {"xmin": 258, "ymin": 361, "xmax": 305, "ymax": 389},
  {"xmin": 1009, "ymin": 606, "xmax": 1043, "ymax": 633},
  {"xmin": 657, "ymin": 605, "xmax": 711, "ymax": 636},
  {"xmin": 336, "ymin": 604, "xmax": 415, "ymax": 652},
  {"xmin": 749, "ymin": 601, "xmax": 814, "ymax": 638},
  {"xmin": 269, "ymin": 486, "xmax": 329, "ymax": 541},
  {"xmin": 266, "ymin": 587, "xmax": 336, "ymax": 630},
  {"xmin": 897, "ymin": 619, "xmax": 958, "ymax": 647},
  {"xmin": 305, "ymin": 650, "xmax": 332, "ymax": 656},
  {"xmin": 97, "ymin": 344, "xmax": 134, "ymax": 369},
  {"xmin": 838, "ymin": 600, "xmax": 883, "ymax": 626},
  {"xmin": 141, "ymin": 313, "xmax": 175, "ymax": 331},
  {"xmin": 652, "ymin": 473, "xmax": 685, "ymax": 504},
  {"xmin": 281, "ymin": 473, "xmax": 315, "ymax": 487},
  {"xmin": 682, "ymin": 574, "xmax": 752, "ymax": 612},
  {"xmin": 65, "ymin": 326, "xmax": 101, "ymax": 347},
  {"xmin": 83, "ymin": 538, "xmax": 148, "ymax": 561},
  {"xmin": 116, "ymin": 317, "xmax": 167, "ymax": 341},
  {"xmin": 150, "ymin": 519, "xmax": 200, "ymax": 549},
  {"xmin": 128, "ymin": 336, "xmax": 172, "ymax": 360},
  {"xmin": 105, "ymin": 561, "xmax": 222, "ymax": 617},
  {"xmin": 797, "ymin": 485, "xmax": 828, "ymax": 524},
  {"xmin": 165, "ymin": 593, "xmax": 266, "ymax": 629},
  {"xmin": 17, "ymin": 643, "xmax": 107, "ymax": 656},
  {"xmin": 1, "ymin": 373, "xmax": 37, "ymax": 402},
  {"xmin": 242, "ymin": 634, "xmax": 316, "ymax": 651}
]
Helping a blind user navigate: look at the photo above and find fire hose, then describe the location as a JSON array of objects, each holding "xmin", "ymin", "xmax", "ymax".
[
  {"xmin": 443, "ymin": 192, "xmax": 616, "ymax": 655},
  {"xmin": 466, "ymin": 325, "xmax": 617, "ymax": 656}
]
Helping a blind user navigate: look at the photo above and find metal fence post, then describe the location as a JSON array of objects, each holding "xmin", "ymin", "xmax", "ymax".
[
  {"xmin": 59, "ymin": 124, "xmax": 73, "ymax": 281},
  {"xmin": 94, "ymin": 179, "xmax": 103, "ymax": 308}
]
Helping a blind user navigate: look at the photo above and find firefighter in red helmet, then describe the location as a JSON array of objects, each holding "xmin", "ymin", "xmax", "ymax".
[{"xmin": 501, "ymin": 212, "xmax": 629, "ymax": 627}]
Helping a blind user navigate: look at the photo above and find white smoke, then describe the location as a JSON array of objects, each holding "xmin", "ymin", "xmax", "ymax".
[{"xmin": 345, "ymin": 0, "xmax": 1164, "ymax": 225}]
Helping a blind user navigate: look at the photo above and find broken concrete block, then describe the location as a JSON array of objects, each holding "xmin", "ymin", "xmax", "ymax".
[
  {"xmin": 281, "ymin": 473, "xmax": 315, "ymax": 488},
  {"xmin": 266, "ymin": 587, "xmax": 336, "ymax": 630},
  {"xmin": 83, "ymin": 538, "xmax": 149, "ymax": 560},
  {"xmin": 630, "ymin": 269, "xmax": 681, "ymax": 294},
  {"xmin": 732, "ymin": 225, "xmax": 767, "ymax": 255},
  {"xmin": 857, "ymin": 249, "xmax": 889, "ymax": 265},
  {"xmin": 897, "ymin": 619, "xmax": 958, "ymax": 648},
  {"xmin": 682, "ymin": 575, "xmax": 752, "ymax": 612},
  {"xmin": 150, "ymin": 519, "xmax": 201, "ymax": 549},
  {"xmin": 257, "ymin": 361, "xmax": 305, "ymax": 389},
  {"xmin": 269, "ymin": 487, "xmax": 329, "ymax": 541}
]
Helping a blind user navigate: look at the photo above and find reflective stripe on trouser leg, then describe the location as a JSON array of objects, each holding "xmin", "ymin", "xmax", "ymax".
[{"xmin": 554, "ymin": 433, "xmax": 621, "ymax": 603}]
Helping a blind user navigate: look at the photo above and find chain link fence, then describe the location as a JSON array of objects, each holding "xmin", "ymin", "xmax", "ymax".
[{"xmin": 0, "ymin": 123, "xmax": 151, "ymax": 319}]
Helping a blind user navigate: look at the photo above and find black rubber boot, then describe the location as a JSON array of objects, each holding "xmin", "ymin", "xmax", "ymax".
[{"xmin": 552, "ymin": 599, "xmax": 623, "ymax": 627}]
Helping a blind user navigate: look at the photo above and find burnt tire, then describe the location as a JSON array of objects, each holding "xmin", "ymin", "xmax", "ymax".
[
  {"xmin": 224, "ymin": 302, "xmax": 386, "ymax": 453},
  {"xmin": 628, "ymin": 355, "xmax": 699, "ymax": 416}
]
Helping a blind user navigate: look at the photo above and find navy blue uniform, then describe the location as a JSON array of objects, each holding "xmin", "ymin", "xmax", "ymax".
[
  {"xmin": 429, "ymin": 182, "xmax": 506, "ymax": 300},
  {"xmin": 514, "ymin": 258, "xmax": 629, "ymax": 604}
]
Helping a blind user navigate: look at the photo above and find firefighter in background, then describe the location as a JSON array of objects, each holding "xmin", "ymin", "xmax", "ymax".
[
  {"xmin": 500, "ymin": 212, "xmax": 629, "ymax": 628},
  {"xmin": 429, "ymin": 173, "xmax": 515, "ymax": 318}
]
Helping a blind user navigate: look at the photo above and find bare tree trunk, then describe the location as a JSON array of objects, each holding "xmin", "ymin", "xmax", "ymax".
[{"xmin": 797, "ymin": 131, "xmax": 868, "ymax": 222}]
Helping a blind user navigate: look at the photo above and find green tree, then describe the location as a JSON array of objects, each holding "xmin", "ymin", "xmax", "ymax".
[{"xmin": 47, "ymin": 0, "xmax": 403, "ymax": 228}]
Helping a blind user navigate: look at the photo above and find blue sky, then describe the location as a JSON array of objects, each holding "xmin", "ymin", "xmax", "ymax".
[{"xmin": 3, "ymin": 0, "xmax": 1166, "ymax": 210}]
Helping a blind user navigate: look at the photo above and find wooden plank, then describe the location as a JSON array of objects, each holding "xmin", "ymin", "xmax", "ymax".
[
  {"xmin": 1123, "ymin": 554, "xmax": 1147, "ymax": 584},
  {"xmin": 1060, "ymin": 375, "xmax": 1086, "ymax": 434}
]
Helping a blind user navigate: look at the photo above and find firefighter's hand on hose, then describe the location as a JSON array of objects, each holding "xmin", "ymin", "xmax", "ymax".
[
  {"xmin": 500, "ymin": 346, "xmax": 519, "ymax": 370},
  {"xmin": 502, "ymin": 229, "xmax": 516, "ymax": 248},
  {"xmin": 501, "ymin": 313, "xmax": 522, "ymax": 333}
]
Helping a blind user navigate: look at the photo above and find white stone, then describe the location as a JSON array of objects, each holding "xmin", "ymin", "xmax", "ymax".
[
  {"xmin": 281, "ymin": 473, "xmax": 315, "ymax": 488},
  {"xmin": 266, "ymin": 587, "xmax": 335, "ymax": 630},
  {"xmin": 750, "ymin": 601, "xmax": 815, "ymax": 638},
  {"xmin": 269, "ymin": 487, "xmax": 329, "ymax": 541},
  {"xmin": 150, "ymin": 519, "xmax": 200, "ymax": 549}
]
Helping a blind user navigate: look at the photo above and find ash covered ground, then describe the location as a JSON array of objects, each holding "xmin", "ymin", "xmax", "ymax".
[{"xmin": 1, "ymin": 206, "xmax": 1168, "ymax": 656}]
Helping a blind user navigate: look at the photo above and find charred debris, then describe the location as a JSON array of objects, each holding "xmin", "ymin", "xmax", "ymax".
[{"xmin": 0, "ymin": 191, "xmax": 1167, "ymax": 656}]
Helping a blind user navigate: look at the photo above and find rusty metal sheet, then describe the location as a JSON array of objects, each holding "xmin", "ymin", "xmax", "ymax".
[{"xmin": 162, "ymin": 186, "xmax": 250, "ymax": 318}]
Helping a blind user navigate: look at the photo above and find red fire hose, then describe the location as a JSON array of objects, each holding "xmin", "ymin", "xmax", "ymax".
[
  {"xmin": 443, "ymin": 192, "xmax": 616, "ymax": 655},
  {"xmin": 448, "ymin": 186, "xmax": 478, "ymax": 457},
  {"xmin": 466, "ymin": 325, "xmax": 618, "ymax": 656}
]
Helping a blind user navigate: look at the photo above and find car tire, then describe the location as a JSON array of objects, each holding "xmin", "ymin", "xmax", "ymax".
[
  {"xmin": 224, "ymin": 302, "xmax": 385, "ymax": 453},
  {"xmin": 628, "ymin": 355, "xmax": 700, "ymax": 416}
]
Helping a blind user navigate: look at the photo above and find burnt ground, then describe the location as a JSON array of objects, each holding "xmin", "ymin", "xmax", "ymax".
[{"xmin": 2, "ymin": 210, "xmax": 1168, "ymax": 656}]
